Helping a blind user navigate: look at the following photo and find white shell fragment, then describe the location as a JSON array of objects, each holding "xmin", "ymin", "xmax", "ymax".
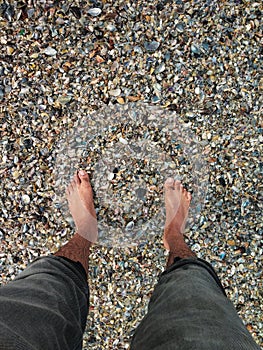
[
  {"xmin": 118, "ymin": 136, "xmax": 128, "ymax": 145},
  {"xmin": 57, "ymin": 96, "xmax": 72, "ymax": 105},
  {"xmin": 87, "ymin": 8, "xmax": 102, "ymax": 17},
  {"xmin": 22, "ymin": 195, "xmax": 31, "ymax": 204},
  {"xmin": 43, "ymin": 47, "xmax": 57, "ymax": 56},
  {"xmin": 107, "ymin": 173, "xmax": 115, "ymax": 181},
  {"xmin": 109, "ymin": 88, "xmax": 121, "ymax": 97}
]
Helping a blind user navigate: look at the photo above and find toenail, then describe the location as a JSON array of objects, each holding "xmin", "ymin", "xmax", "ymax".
[
  {"xmin": 79, "ymin": 170, "xmax": 86, "ymax": 176},
  {"xmin": 166, "ymin": 177, "xmax": 174, "ymax": 184}
]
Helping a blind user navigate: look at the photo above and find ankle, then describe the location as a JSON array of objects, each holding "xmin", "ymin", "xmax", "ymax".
[
  {"xmin": 164, "ymin": 227, "xmax": 183, "ymax": 249},
  {"xmin": 164, "ymin": 221, "xmax": 182, "ymax": 236},
  {"xmin": 54, "ymin": 233, "xmax": 92, "ymax": 275},
  {"xmin": 166, "ymin": 250, "xmax": 197, "ymax": 268},
  {"xmin": 163, "ymin": 230, "xmax": 196, "ymax": 268}
]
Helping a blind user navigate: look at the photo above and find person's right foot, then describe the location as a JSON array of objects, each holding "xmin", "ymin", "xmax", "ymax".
[{"xmin": 163, "ymin": 178, "xmax": 191, "ymax": 251}]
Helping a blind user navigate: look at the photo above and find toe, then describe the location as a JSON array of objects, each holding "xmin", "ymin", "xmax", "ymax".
[
  {"xmin": 78, "ymin": 170, "xmax": 90, "ymax": 185},
  {"xmin": 175, "ymin": 180, "xmax": 182, "ymax": 190},
  {"xmin": 165, "ymin": 177, "xmax": 175, "ymax": 189},
  {"xmin": 74, "ymin": 171, "xmax": 81, "ymax": 185},
  {"xmin": 71, "ymin": 178, "xmax": 76, "ymax": 188},
  {"xmin": 186, "ymin": 191, "xmax": 192, "ymax": 202},
  {"xmin": 67, "ymin": 183, "xmax": 74, "ymax": 195}
]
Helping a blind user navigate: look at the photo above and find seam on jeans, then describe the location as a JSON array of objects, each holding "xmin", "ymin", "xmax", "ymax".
[{"xmin": 161, "ymin": 258, "xmax": 227, "ymax": 297}]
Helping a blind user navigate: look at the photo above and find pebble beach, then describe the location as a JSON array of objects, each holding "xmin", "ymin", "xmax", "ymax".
[{"xmin": 0, "ymin": 0, "xmax": 262, "ymax": 349}]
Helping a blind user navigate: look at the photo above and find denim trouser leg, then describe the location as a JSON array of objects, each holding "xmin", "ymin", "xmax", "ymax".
[
  {"xmin": 0, "ymin": 256, "xmax": 89, "ymax": 350},
  {"xmin": 130, "ymin": 258, "xmax": 260, "ymax": 350},
  {"xmin": 0, "ymin": 256, "xmax": 260, "ymax": 350}
]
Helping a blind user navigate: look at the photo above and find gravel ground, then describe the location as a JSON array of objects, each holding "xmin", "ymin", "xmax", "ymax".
[{"xmin": 0, "ymin": 0, "xmax": 262, "ymax": 349}]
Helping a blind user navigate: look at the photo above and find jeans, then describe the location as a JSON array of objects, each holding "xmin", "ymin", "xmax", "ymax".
[{"xmin": 0, "ymin": 256, "xmax": 260, "ymax": 350}]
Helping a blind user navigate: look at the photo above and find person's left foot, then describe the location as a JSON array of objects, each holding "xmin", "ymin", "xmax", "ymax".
[{"xmin": 66, "ymin": 170, "xmax": 98, "ymax": 243}]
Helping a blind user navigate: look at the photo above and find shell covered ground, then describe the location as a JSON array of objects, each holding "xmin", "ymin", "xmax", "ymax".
[{"xmin": 0, "ymin": 0, "xmax": 262, "ymax": 349}]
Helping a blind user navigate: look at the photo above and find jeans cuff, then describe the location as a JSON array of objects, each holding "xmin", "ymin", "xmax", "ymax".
[{"xmin": 161, "ymin": 257, "xmax": 227, "ymax": 297}]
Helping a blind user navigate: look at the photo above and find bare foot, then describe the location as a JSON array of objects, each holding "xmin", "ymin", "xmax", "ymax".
[
  {"xmin": 66, "ymin": 170, "xmax": 98, "ymax": 243},
  {"xmin": 163, "ymin": 178, "xmax": 191, "ymax": 251}
]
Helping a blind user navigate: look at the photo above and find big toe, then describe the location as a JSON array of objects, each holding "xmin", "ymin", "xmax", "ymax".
[
  {"xmin": 67, "ymin": 179, "xmax": 77, "ymax": 195},
  {"xmin": 78, "ymin": 170, "xmax": 91, "ymax": 186},
  {"xmin": 165, "ymin": 177, "xmax": 175, "ymax": 189},
  {"xmin": 174, "ymin": 180, "xmax": 182, "ymax": 190}
]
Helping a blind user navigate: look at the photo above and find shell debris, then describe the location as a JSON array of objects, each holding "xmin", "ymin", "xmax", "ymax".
[{"xmin": 0, "ymin": 0, "xmax": 262, "ymax": 348}]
